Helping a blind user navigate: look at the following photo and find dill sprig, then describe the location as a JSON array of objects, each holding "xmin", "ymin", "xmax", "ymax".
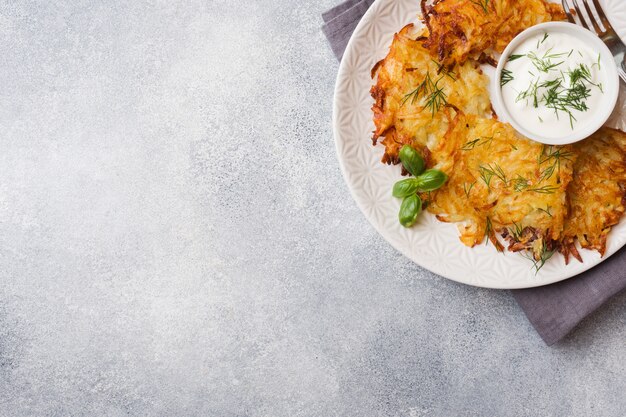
[
  {"xmin": 463, "ymin": 181, "xmax": 475, "ymax": 198},
  {"xmin": 478, "ymin": 163, "xmax": 507, "ymax": 189},
  {"xmin": 527, "ymin": 185, "xmax": 559, "ymax": 194},
  {"xmin": 490, "ymin": 163, "xmax": 508, "ymax": 185},
  {"xmin": 522, "ymin": 240, "xmax": 555, "ymax": 274},
  {"xmin": 470, "ymin": 0, "xmax": 489, "ymax": 14},
  {"xmin": 424, "ymin": 77, "xmax": 447, "ymax": 116},
  {"xmin": 461, "ymin": 138, "xmax": 481, "ymax": 150},
  {"xmin": 485, "ymin": 217, "xmax": 493, "ymax": 245},
  {"xmin": 509, "ymin": 222, "xmax": 524, "ymax": 240},
  {"xmin": 516, "ymin": 78, "xmax": 540, "ymax": 107},
  {"xmin": 538, "ymin": 163, "xmax": 556, "ymax": 183},
  {"xmin": 512, "ymin": 175, "xmax": 530, "ymax": 192},
  {"xmin": 501, "ymin": 68, "xmax": 514, "ymax": 86},
  {"xmin": 401, "ymin": 72, "xmax": 448, "ymax": 116},
  {"xmin": 508, "ymin": 54, "xmax": 524, "ymax": 62},
  {"xmin": 460, "ymin": 136, "xmax": 493, "ymax": 151},
  {"xmin": 478, "ymin": 166, "xmax": 494, "ymax": 190},
  {"xmin": 401, "ymin": 73, "xmax": 430, "ymax": 106},
  {"xmin": 431, "ymin": 59, "xmax": 456, "ymax": 81},
  {"xmin": 527, "ymin": 49, "xmax": 568, "ymax": 73},
  {"xmin": 538, "ymin": 146, "xmax": 573, "ymax": 182},
  {"xmin": 537, "ymin": 206, "xmax": 553, "ymax": 217}
]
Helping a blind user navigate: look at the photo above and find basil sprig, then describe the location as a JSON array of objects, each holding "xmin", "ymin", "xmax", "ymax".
[{"xmin": 393, "ymin": 145, "xmax": 448, "ymax": 228}]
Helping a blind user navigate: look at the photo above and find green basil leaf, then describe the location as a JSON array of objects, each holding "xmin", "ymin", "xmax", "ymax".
[
  {"xmin": 415, "ymin": 169, "xmax": 448, "ymax": 192},
  {"xmin": 399, "ymin": 194, "xmax": 422, "ymax": 228},
  {"xmin": 399, "ymin": 145, "xmax": 425, "ymax": 176},
  {"xmin": 392, "ymin": 178, "xmax": 420, "ymax": 198}
]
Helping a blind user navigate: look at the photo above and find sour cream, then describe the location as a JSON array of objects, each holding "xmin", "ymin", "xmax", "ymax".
[
  {"xmin": 500, "ymin": 31, "xmax": 606, "ymax": 140},
  {"xmin": 493, "ymin": 23, "xmax": 619, "ymax": 145}
]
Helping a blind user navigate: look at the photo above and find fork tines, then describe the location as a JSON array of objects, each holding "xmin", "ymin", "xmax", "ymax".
[{"xmin": 561, "ymin": 0, "xmax": 615, "ymax": 36}]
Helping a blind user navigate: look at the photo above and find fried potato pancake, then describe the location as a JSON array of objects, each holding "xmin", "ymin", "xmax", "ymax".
[
  {"xmin": 371, "ymin": 23, "xmax": 491, "ymax": 164},
  {"xmin": 421, "ymin": 0, "xmax": 566, "ymax": 66},
  {"xmin": 560, "ymin": 128, "xmax": 626, "ymax": 263},
  {"xmin": 369, "ymin": 2, "xmax": 626, "ymax": 264},
  {"xmin": 425, "ymin": 114, "xmax": 575, "ymax": 258}
]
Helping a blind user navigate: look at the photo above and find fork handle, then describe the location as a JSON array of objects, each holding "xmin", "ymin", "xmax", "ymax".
[
  {"xmin": 618, "ymin": 55, "xmax": 626, "ymax": 85},
  {"xmin": 606, "ymin": 38, "xmax": 626, "ymax": 84}
]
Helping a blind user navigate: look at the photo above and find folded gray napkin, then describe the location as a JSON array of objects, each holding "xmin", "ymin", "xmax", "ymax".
[{"xmin": 323, "ymin": 0, "xmax": 626, "ymax": 345}]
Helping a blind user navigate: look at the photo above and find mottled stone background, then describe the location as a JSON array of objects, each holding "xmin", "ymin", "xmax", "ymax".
[{"xmin": 0, "ymin": 1, "xmax": 624, "ymax": 416}]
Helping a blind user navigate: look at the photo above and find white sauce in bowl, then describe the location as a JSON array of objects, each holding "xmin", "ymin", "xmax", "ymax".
[{"xmin": 500, "ymin": 31, "xmax": 607, "ymax": 140}]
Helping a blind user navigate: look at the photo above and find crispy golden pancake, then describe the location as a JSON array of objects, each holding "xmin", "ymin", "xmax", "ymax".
[
  {"xmin": 370, "ymin": 2, "xmax": 626, "ymax": 265},
  {"xmin": 560, "ymin": 128, "xmax": 626, "ymax": 263},
  {"xmin": 421, "ymin": 0, "xmax": 566, "ymax": 66},
  {"xmin": 425, "ymin": 114, "xmax": 574, "ymax": 259},
  {"xmin": 370, "ymin": 24, "xmax": 491, "ymax": 165}
]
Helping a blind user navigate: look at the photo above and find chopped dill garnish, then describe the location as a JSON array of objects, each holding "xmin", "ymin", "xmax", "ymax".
[
  {"xmin": 535, "ymin": 148, "xmax": 570, "ymax": 187},
  {"xmin": 538, "ymin": 163, "xmax": 556, "ymax": 182},
  {"xmin": 461, "ymin": 138, "xmax": 481, "ymax": 150},
  {"xmin": 490, "ymin": 163, "xmax": 508, "ymax": 185},
  {"xmin": 400, "ymin": 72, "xmax": 448, "ymax": 117},
  {"xmin": 522, "ymin": 240, "xmax": 555, "ymax": 274},
  {"xmin": 461, "ymin": 136, "xmax": 493, "ymax": 151},
  {"xmin": 463, "ymin": 182, "xmax": 475, "ymax": 198},
  {"xmin": 478, "ymin": 166, "xmax": 494, "ymax": 189},
  {"xmin": 400, "ymin": 72, "xmax": 448, "ymax": 116},
  {"xmin": 501, "ymin": 68, "xmax": 514, "ymax": 86},
  {"xmin": 401, "ymin": 73, "xmax": 430, "ymax": 106},
  {"xmin": 538, "ymin": 116, "xmax": 543, "ymax": 123},
  {"xmin": 481, "ymin": 135, "xmax": 494, "ymax": 148},
  {"xmin": 536, "ymin": 32, "xmax": 549, "ymax": 48},
  {"xmin": 516, "ymin": 78, "xmax": 540, "ymax": 107},
  {"xmin": 538, "ymin": 146, "xmax": 573, "ymax": 182},
  {"xmin": 537, "ymin": 206, "xmax": 553, "ymax": 217},
  {"xmin": 512, "ymin": 175, "xmax": 530, "ymax": 192},
  {"xmin": 509, "ymin": 222, "xmax": 524, "ymax": 240},
  {"xmin": 527, "ymin": 185, "xmax": 559, "ymax": 194},
  {"xmin": 593, "ymin": 53, "xmax": 601, "ymax": 70},
  {"xmin": 527, "ymin": 49, "xmax": 566, "ymax": 73},
  {"xmin": 424, "ymin": 77, "xmax": 448, "ymax": 116},
  {"xmin": 485, "ymin": 216, "xmax": 493, "ymax": 246},
  {"xmin": 508, "ymin": 54, "xmax": 524, "ymax": 62},
  {"xmin": 515, "ymin": 61, "xmax": 603, "ymax": 130},
  {"xmin": 479, "ymin": 164, "xmax": 507, "ymax": 188},
  {"xmin": 431, "ymin": 59, "xmax": 457, "ymax": 81},
  {"xmin": 470, "ymin": 0, "xmax": 489, "ymax": 14}
]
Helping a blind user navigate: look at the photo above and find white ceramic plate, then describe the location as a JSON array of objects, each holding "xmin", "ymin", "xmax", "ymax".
[{"xmin": 333, "ymin": 0, "xmax": 626, "ymax": 288}]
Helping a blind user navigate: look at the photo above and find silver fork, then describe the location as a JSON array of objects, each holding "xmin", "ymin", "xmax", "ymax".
[{"xmin": 562, "ymin": 0, "xmax": 626, "ymax": 83}]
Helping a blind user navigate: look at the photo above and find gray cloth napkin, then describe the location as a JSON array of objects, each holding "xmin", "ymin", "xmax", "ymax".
[{"xmin": 322, "ymin": 0, "xmax": 626, "ymax": 345}]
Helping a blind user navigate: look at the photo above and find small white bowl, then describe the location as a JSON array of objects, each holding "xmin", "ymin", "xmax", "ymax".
[{"xmin": 492, "ymin": 22, "xmax": 619, "ymax": 145}]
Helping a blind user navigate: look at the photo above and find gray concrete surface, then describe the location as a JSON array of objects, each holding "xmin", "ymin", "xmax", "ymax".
[{"xmin": 0, "ymin": 1, "xmax": 624, "ymax": 416}]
